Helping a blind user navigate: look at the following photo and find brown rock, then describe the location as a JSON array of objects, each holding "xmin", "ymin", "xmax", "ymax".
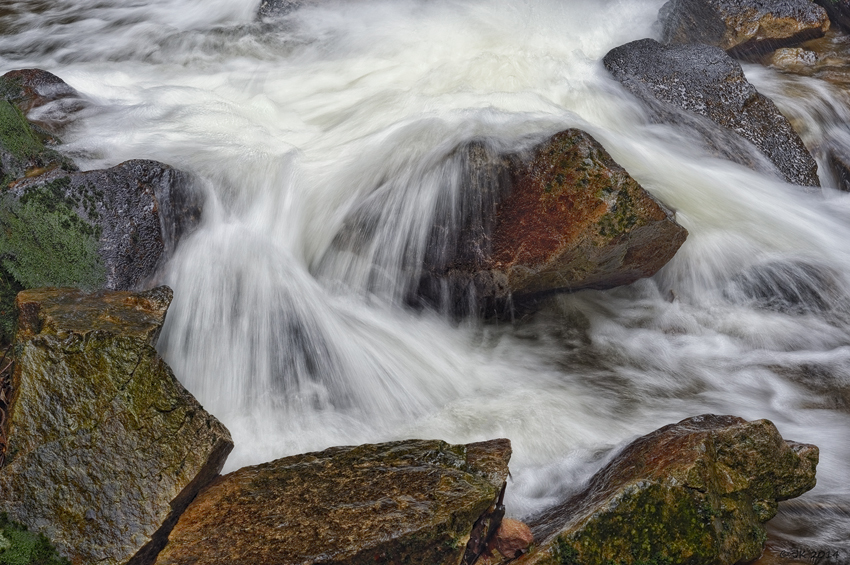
[
  {"xmin": 473, "ymin": 519, "xmax": 535, "ymax": 565},
  {"xmin": 155, "ymin": 438, "xmax": 511, "ymax": 565},
  {"xmin": 418, "ymin": 130, "xmax": 687, "ymax": 315},
  {"xmin": 517, "ymin": 415, "xmax": 818, "ymax": 565},
  {"xmin": 0, "ymin": 68, "xmax": 86, "ymax": 136},
  {"xmin": 0, "ymin": 287, "xmax": 233, "ymax": 565},
  {"xmin": 661, "ymin": 0, "xmax": 831, "ymax": 59}
]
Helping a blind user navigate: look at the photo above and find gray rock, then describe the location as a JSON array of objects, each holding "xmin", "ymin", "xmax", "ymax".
[
  {"xmin": 2, "ymin": 159, "xmax": 204, "ymax": 292},
  {"xmin": 660, "ymin": 0, "xmax": 830, "ymax": 58},
  {"xmin": 814, "ymin": 0, "xmax": 850, "ymax": 31},
  {"xmin": 1, "ymin": 287, "xmax": 234, "ymax": 565},
  {"xmin": 603, "ymin": 39, "xmax": 820, "ymax": 187}
]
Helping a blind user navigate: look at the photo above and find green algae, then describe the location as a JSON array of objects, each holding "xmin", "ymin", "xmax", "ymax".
[
  {"xmin": 0, "ymin": 514, "xmax": 69, "ymax": 565},
  {"xmin": 0, "ymin": 100, "xmax": 75, "ymax": 188}
]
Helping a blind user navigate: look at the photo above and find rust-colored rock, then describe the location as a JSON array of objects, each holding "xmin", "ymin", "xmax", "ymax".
[
  {"xmin": 473, "ymin": 519, "xmax": 535, "ymax": 565},
  {"xmin": 418, "ymin": 130, "xmax": 687, "ymax": 315},
  {"xmin": 0, "ymin": 68, "xmax": 86, "ymax": 136},
  {"xmin": 155, "ymin": 438, "xmax": 511, "ymax": 565},
  {"xmin": 517, "ymin": 415, "xmax": 818, "ymax": 565},
  {"xmin": 488, "ymin": 130, "xmax": 686, "ymax": 297}
]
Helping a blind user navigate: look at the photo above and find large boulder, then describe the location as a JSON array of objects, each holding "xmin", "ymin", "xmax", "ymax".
[
  {"xmin": 604, "ymin": 39, "xmax": 820, "ymax": 187},
  {"xmin": 660, "ymin": 0, "xmax": 830, "ymax": 58},
  {"xmin": 416, "ymin": 130, "xmax": 688, "ymax": 315},
  {"xmin": 0, "ymin": 287, "xmax": 233, "ymax": 565},
  {"xmin": 154, "ymin": 438, "xmax": 511, "ymax": 565},
  {"xmin": 0, "ymin": 161, "xmax": 203, "ymax": 343},
  {"xmin": 517, "ymin": 415, "xmax": 818, "ymax": 565}
]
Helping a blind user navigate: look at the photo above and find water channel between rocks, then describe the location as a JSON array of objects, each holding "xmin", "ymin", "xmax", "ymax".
[{"xmin": 1, "ymin": 0, "xmax": 849, "ymax": 556}]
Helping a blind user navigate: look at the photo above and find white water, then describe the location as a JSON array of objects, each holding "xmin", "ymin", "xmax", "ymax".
[{"xmin": 2, "ymin": 0, "xmax": 849, "ymax": 550}]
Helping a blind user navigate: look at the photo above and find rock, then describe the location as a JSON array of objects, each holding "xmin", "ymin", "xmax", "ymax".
[
  {"xmin": 154, "ymin": 438, "xmax": 511, "ymax": 565},
  {"xmin": 517, "ymin": 415, "xmax": 818, "ymax": 565},
  {"xmin": 0, "ymin": 69, "xmax": 86, "ymax": 136},
  {"xmin": 828, "ymin": 144, "xmax": 850, "ymax": 191},
  {"xmin": 660, "ymin": 0, "xmax": 830, "ymax": 59},
  {"xmin": 258, "ymin": 0, "xmax": 302, "ymax": 18},
  {"xmin": 770, "ymin": 46, "xmax": 819, "ymax": 66},
  {"xmin": 0, "ymin": 98, "xmax": 77, "ymax": 188},
  {"xmin": 814, "ymin": 0, "xmax": 850, "ymax": 32},
  {"xmin": 0, "ymin": 287, "xmax": 233, "ymax": 565},
  {"xmin": 0, "ymin": 160, "xmax": 204, "ymax": 343},
  {"xmin": 0, "ymin": 513, "xmax": 70, "ymax": 565},
  {"xmin": 473, "ymin": 519, "xmax": 535, "ymax": 565},
  {"xmin": 416, "ymin": 131, "xmax": 688, "ymax": 316},
  {"xmin": 604, "ymin": 39, "xmax": 820, "ymax": 187}
]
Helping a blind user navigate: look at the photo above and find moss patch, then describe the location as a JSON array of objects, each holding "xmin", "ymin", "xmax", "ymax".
[
  {"xmin": 0, "ymin": 101, "xmax": 74, "ymax": 188},
  {"xmin": 0, "ymin": 514, "xmax": 69, "ymax": 565},
  {"xmin": 0, "ymin": 176, "xmax": 106, "ymax": 342}
]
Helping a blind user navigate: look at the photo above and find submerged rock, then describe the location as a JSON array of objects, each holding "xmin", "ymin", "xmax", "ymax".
[
  {"xmin": 0, "ymin": 287, "xmax": 233, "ymax": 565},
  {"xmin": 604, "ymin": 39, "xmax": 820, "ymax": 187},
  {"xmin": 518, "ymin": 415, "xmax": 818, "ymax": 565},
  {"xmin": 417, "ymin": 130, "xmax": 687, "ymax": 315},
  {"xmin": 660, "ymin": 0, "xmax": 830, "ymax": 58},
  {"xmin": 155, "ymin": 438, "xmax": 511, "ymax": 565}
]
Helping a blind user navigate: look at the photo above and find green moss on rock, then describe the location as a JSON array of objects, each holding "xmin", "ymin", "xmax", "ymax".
[
  {"xmin": 0, "ymin": 101, "xmax": 73, "ymax": 188},
  {"xmin": 0, "ymin": 514, "xmax": 69, "ymax": 565}
]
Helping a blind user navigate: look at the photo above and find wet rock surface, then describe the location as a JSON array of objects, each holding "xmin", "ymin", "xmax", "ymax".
[
  {"xmin": 0, "ymin": 69, "xmax": 86, "ymax": 137},
  {"xmin": 0, "ymin": 160, "xmax": 204, "ymax": 343},
  {"xmin": 0, "ymin": 287, "xmax": 233, "ymax": 565},
  {"xmin": 517, "ymin": 415, "xmax": 818, "ymax": 565},
  {"xmin": 418, "ymin": 130, "xmax": 687, "ymax": 315},
  {"xmin": 660, "ymin": 0, "xmax": 830, "ymax": 58},
  {"xmin": 155, "ymin": 438, "xmax": 511, "ymax": 565},
  {"xmin": 604, "ymin": 39, "xmax": 820, "ymax": 187},
  {"xmin": 814, "ymin": 0, "xmax": 850, "ymax": 32}
]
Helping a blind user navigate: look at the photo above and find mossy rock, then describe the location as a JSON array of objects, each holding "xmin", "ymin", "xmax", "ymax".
[
  {"xmin": 0, "ymin": 100, "xmax": 75, "ymax": 188},
  {"xmin": 415, "ymin": 130, "xmax": 687, "ymax": 316},
  {"xmin": 154, "ymin": 438, "xmax": 511, "ymax": 565},
  {"xmin": 0, "ymin": 287, "xmax": 233, "ymax": 565},
  {"xmin": 518, "ymin": 415, "xmax": 818, "ymax": 565},
  {"xmin": 0, "ymin": 161, "xmax": 203, "ymax": 346},
  {"xmin": 0, "ymin": 514, "xmax": 69, "ymax": 565}
]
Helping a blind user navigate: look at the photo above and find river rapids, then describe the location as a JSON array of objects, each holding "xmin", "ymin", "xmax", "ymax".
[{"xmin": 1, "ymin": 0, "xmax": 848, "ymax": 557}]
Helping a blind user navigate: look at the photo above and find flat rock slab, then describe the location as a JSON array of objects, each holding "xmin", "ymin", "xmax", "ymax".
[
  {"xmin": 0, "ymin": 287, "xmax": 233, "ymax": 565},
  {"xmin": 661, "ymin": 0, "xmax": 830, "ymax": 58},
  {"xmin": 518, "ymin": 415, "xmax": 818, "ymax": 565},
  {"xmin": 155, "ymin": 438, "xmax": 511, "ymax": 565},
  {"xmin": 604, "ymin": 39, "xmax": 820, "ymax": 187}
]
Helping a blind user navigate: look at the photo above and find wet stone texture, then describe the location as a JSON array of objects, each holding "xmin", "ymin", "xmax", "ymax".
[
  {"xmin": 2, "ymin": 161, "xmax": 202, "ymax": 293},
  {"xmin": 660, "ymin": 0, "xmax": 830, "ymax": 59},
  {"xmin": 418, "ymin": 130, "xmax": 687, "ymax": 316},
  {"xmin": 814, "ymin": 0, "xmax": 850, "ymax": 31},
  {"xmin": 0, "ymin": 287, "xmax": 233, "ymax": 565},
  {"xmin": 154, "ymin": 438, "xmax": 511, "ymax": 565},
  {"xmin": 516, "ymin": 415, "xmax": 818, "ymax": 565},
  {"xmin": 604, "ymin": 39, "xmax": 820, "ymax": 188}
]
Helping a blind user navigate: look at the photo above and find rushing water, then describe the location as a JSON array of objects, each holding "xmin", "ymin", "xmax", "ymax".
[{"xmin": 2, "ymin": 0, "xmax": 849, "ymax": 556}]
